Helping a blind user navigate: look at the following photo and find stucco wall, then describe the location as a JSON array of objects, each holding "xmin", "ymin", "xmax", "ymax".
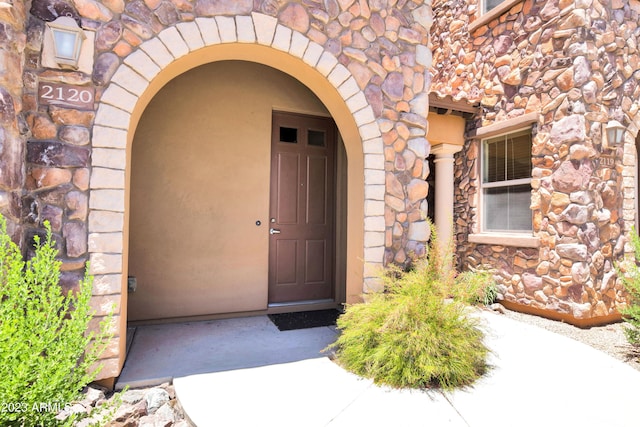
[
  {"xmin": 128, "ymin": 61, "xmax": 331, "ymax": 321},
  {"xmin": 427, "ymin": 114, "xmax": 466, "ymax": 146}
]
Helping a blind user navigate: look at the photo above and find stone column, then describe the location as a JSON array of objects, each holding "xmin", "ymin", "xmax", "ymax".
[{"xmin": 431, "ymin": 143, "xmax": 463, "ymax": 250}]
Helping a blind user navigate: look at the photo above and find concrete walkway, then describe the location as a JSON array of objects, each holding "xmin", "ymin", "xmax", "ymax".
[{"xmin": 118, "ymin": 311, "xmax": 640, "ymax": 427}]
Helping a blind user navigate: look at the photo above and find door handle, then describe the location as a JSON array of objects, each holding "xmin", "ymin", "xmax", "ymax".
[{"xmin": 269, "ymin": 228, "xmax": 281, "ymax": 235}]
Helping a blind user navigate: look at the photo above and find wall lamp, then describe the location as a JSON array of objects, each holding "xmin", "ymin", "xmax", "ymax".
[
  {"xmin": 606, "ymin": 120, "xmax": 626, "ymax": 146},
  {"xmin": 46, "ymin": 16, "xmax": 86, "ymax": 69}
]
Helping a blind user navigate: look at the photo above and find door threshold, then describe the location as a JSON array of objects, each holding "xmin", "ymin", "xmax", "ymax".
[
  {"xmin": 267, "ymin": 299, "xmax": 341, "ymax": 314},
  {"xmin": 268, "ymin": 299, "xmax": 334, "ymax": 308}
]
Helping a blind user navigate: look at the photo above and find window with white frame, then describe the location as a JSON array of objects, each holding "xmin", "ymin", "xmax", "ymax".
[
  {"xmin": 481, "ymin": 129, "xmax": 532, "ymax": 232},
  {"xmin": 481, "ymin": 0, "xmax": 505, "ymax": 14},
  {"xmin": 469, "ymin": 0, "xmax": 525, "ymax": 33}
]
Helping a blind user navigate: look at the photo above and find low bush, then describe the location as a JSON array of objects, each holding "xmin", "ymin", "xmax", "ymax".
[
  {"xmin": 454, "ymin": 269, "xmax": 498, "ymax": 307},
  {"xmin": 330, "ymin": 226, "xmax": 493, "ymax": 390},
  {"xmin": 0, "ymin": 217, "xmax": 113, "ymax": 427},
  {"xmin": 617, "ymin": 228, "xmax": 640, "ymax": 347}
]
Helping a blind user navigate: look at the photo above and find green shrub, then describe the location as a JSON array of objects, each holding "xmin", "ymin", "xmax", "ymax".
[
  {"xmin": 0, "ymin": 217, "xmax": 113, "ymax": 427},
  {"xmin": 454, "ymin": 269, "xmax": 498, "ymax": 306},
  {"xmin": 617, "ymin": 228, "xmax": 640, "ymax": 347},
  {"xmin": 330, "ymin": 225, "xmax": 491, "ymax": 390}
]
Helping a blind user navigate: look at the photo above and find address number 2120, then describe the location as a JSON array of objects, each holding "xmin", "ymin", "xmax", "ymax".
[{"xmin": 40, "ymin": 84, "xmax": 93, "ymax": 104}]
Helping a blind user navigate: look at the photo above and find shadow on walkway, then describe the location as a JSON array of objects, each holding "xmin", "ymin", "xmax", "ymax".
[{"xmin": 116, "ymin": 315, "xmax": 338, "ymax": 390}]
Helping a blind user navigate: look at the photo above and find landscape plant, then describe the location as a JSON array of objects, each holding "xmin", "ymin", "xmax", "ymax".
[
  {"xmin": 0, "ymin": 216, "xmax": 113, "ymax": 426},
  {"xmin": 616, "ymin": 228, "xmax": 640, "ymax": 348},
  {"xmin": 454, "ymin": 269, "xmax": 498, "ymax": 307},
  {"xmin": 330, "ymin": 224, "xmax": 494, "ymax": 390}
]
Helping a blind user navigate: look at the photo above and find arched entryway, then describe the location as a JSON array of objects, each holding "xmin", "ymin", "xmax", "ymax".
[
  {"xmin": 127, "ymin": 60, "xmax": 350, "ymax": 322},
  {"xmin": 89, "ymin": 18, "xmax": 386, "ymax": 377}
]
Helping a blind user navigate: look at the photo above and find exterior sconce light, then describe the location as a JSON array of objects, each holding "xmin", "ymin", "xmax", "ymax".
[
  {"xmin": 46, "ymin": 16, "xmax": 86, "ymax": 69},
  {"xmin": 606, "ymin": 120, "xmax": 626, "ymax": 146}
]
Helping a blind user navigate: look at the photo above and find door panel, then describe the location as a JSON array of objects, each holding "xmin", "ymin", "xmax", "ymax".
[
  {"xmin": 305, "ymin": 240, "xmax": 326, "ymax": 283},
  {"xmin": 306, "ymin": 156, "xmax": 328, "ymax": 225},
  {"xmin": 276, "ymin": 153, "xmax": 300, "ymax": 224},
  {"xmin": 275, "ymin": 239, "xmax": 297, "ymax": 285},
  {"xmin": 269, "ymin": 112, "xmax": 336, "ymax": 303}
]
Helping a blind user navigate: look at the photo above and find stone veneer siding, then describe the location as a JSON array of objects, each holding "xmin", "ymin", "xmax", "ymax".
[
  {"xmin": 14, "ymin": 0, "xmax": 435, "ymax": 379},
  {"xmin": 0, "ymin": 1, "xmax": 29, "ymax": 240},
  {"xmin": 430, "ymin": 0, "xmax": 640, "ymax": 323}
]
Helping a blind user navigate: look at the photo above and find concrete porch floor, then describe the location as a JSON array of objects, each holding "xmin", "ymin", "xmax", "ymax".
[
  {"xmin": 116, "ymin": 315, "xmax": 338, "ymax": 389},
  {"xmin": 117, "ymin": 311, "xmax": 640, "ymax": 427}
]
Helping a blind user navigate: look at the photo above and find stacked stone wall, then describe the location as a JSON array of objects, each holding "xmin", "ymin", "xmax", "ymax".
[
  {"xmin": 0, "ymin": 0, "xmax": 29, "ymax": 241},
  {"xmin": 430, "ymin": 0, "xmax": 640, "ymax": 322}
]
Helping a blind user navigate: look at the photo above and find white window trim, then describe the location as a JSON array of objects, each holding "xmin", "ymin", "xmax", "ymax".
[
  {"xmin": 473, "ymin": 112, "xmax": 538, "ymax": 139},
  {"xmin": 468, "ymin": 232, "xmax": 540, "ymax": 248},
  {"xmin": 482, "ymin": 177, "xmax": 530, "ymax": 190},
  {"xmin": 469, "ymin": 0, "xmax": 524, "ymax": 34},
  {"xmin": 469, "ymin": 113, "xmax": 540, "ymax": 248}
]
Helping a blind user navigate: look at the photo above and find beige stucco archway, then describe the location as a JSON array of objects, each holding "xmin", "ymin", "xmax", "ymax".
[
  {"xmin": 89, "ymin": 16, "xmax": 386, "ymax": 377},
  {"xmin": 127, "ymin": 60, "xmax": 350, "ymax": 321}
]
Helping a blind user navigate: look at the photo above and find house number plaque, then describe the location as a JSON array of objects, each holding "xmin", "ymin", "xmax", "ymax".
[
  {"xmin": 38, "ymin": 82, "xmax": 95, "ymax": 109},
  {"xmin": 598, "ymin": 154, "xmax": 615, "ymax": 168}
]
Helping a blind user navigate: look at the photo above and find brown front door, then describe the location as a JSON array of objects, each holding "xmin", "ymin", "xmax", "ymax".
[{"xmin": 268, "ymin": 112, "xmax": 336, "ymax": 303}]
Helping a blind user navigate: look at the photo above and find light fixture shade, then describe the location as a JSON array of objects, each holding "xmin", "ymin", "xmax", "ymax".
[
  {"xmin": 47, "ymin": 16, "xmax": 86, "ymax": 68},
  {"xmin": 606, "ymin": 120, "xmax": 626, "ymax": 146}
]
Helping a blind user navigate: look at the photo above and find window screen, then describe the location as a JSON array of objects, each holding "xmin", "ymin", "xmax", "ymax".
[{"xmin": 482, "ymin": 129, "xmax": 532, "ymax": 232}]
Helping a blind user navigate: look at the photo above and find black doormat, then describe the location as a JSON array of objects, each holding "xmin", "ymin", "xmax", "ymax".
[{"xmin": 268, "ymin": 309, "xmax": 341, "ymax": 331}]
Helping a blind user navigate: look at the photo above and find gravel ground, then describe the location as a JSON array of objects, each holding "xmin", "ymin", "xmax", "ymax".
[{"xmin": 496, "ymin": 305, "xmax": 640, "ymax": 371}]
